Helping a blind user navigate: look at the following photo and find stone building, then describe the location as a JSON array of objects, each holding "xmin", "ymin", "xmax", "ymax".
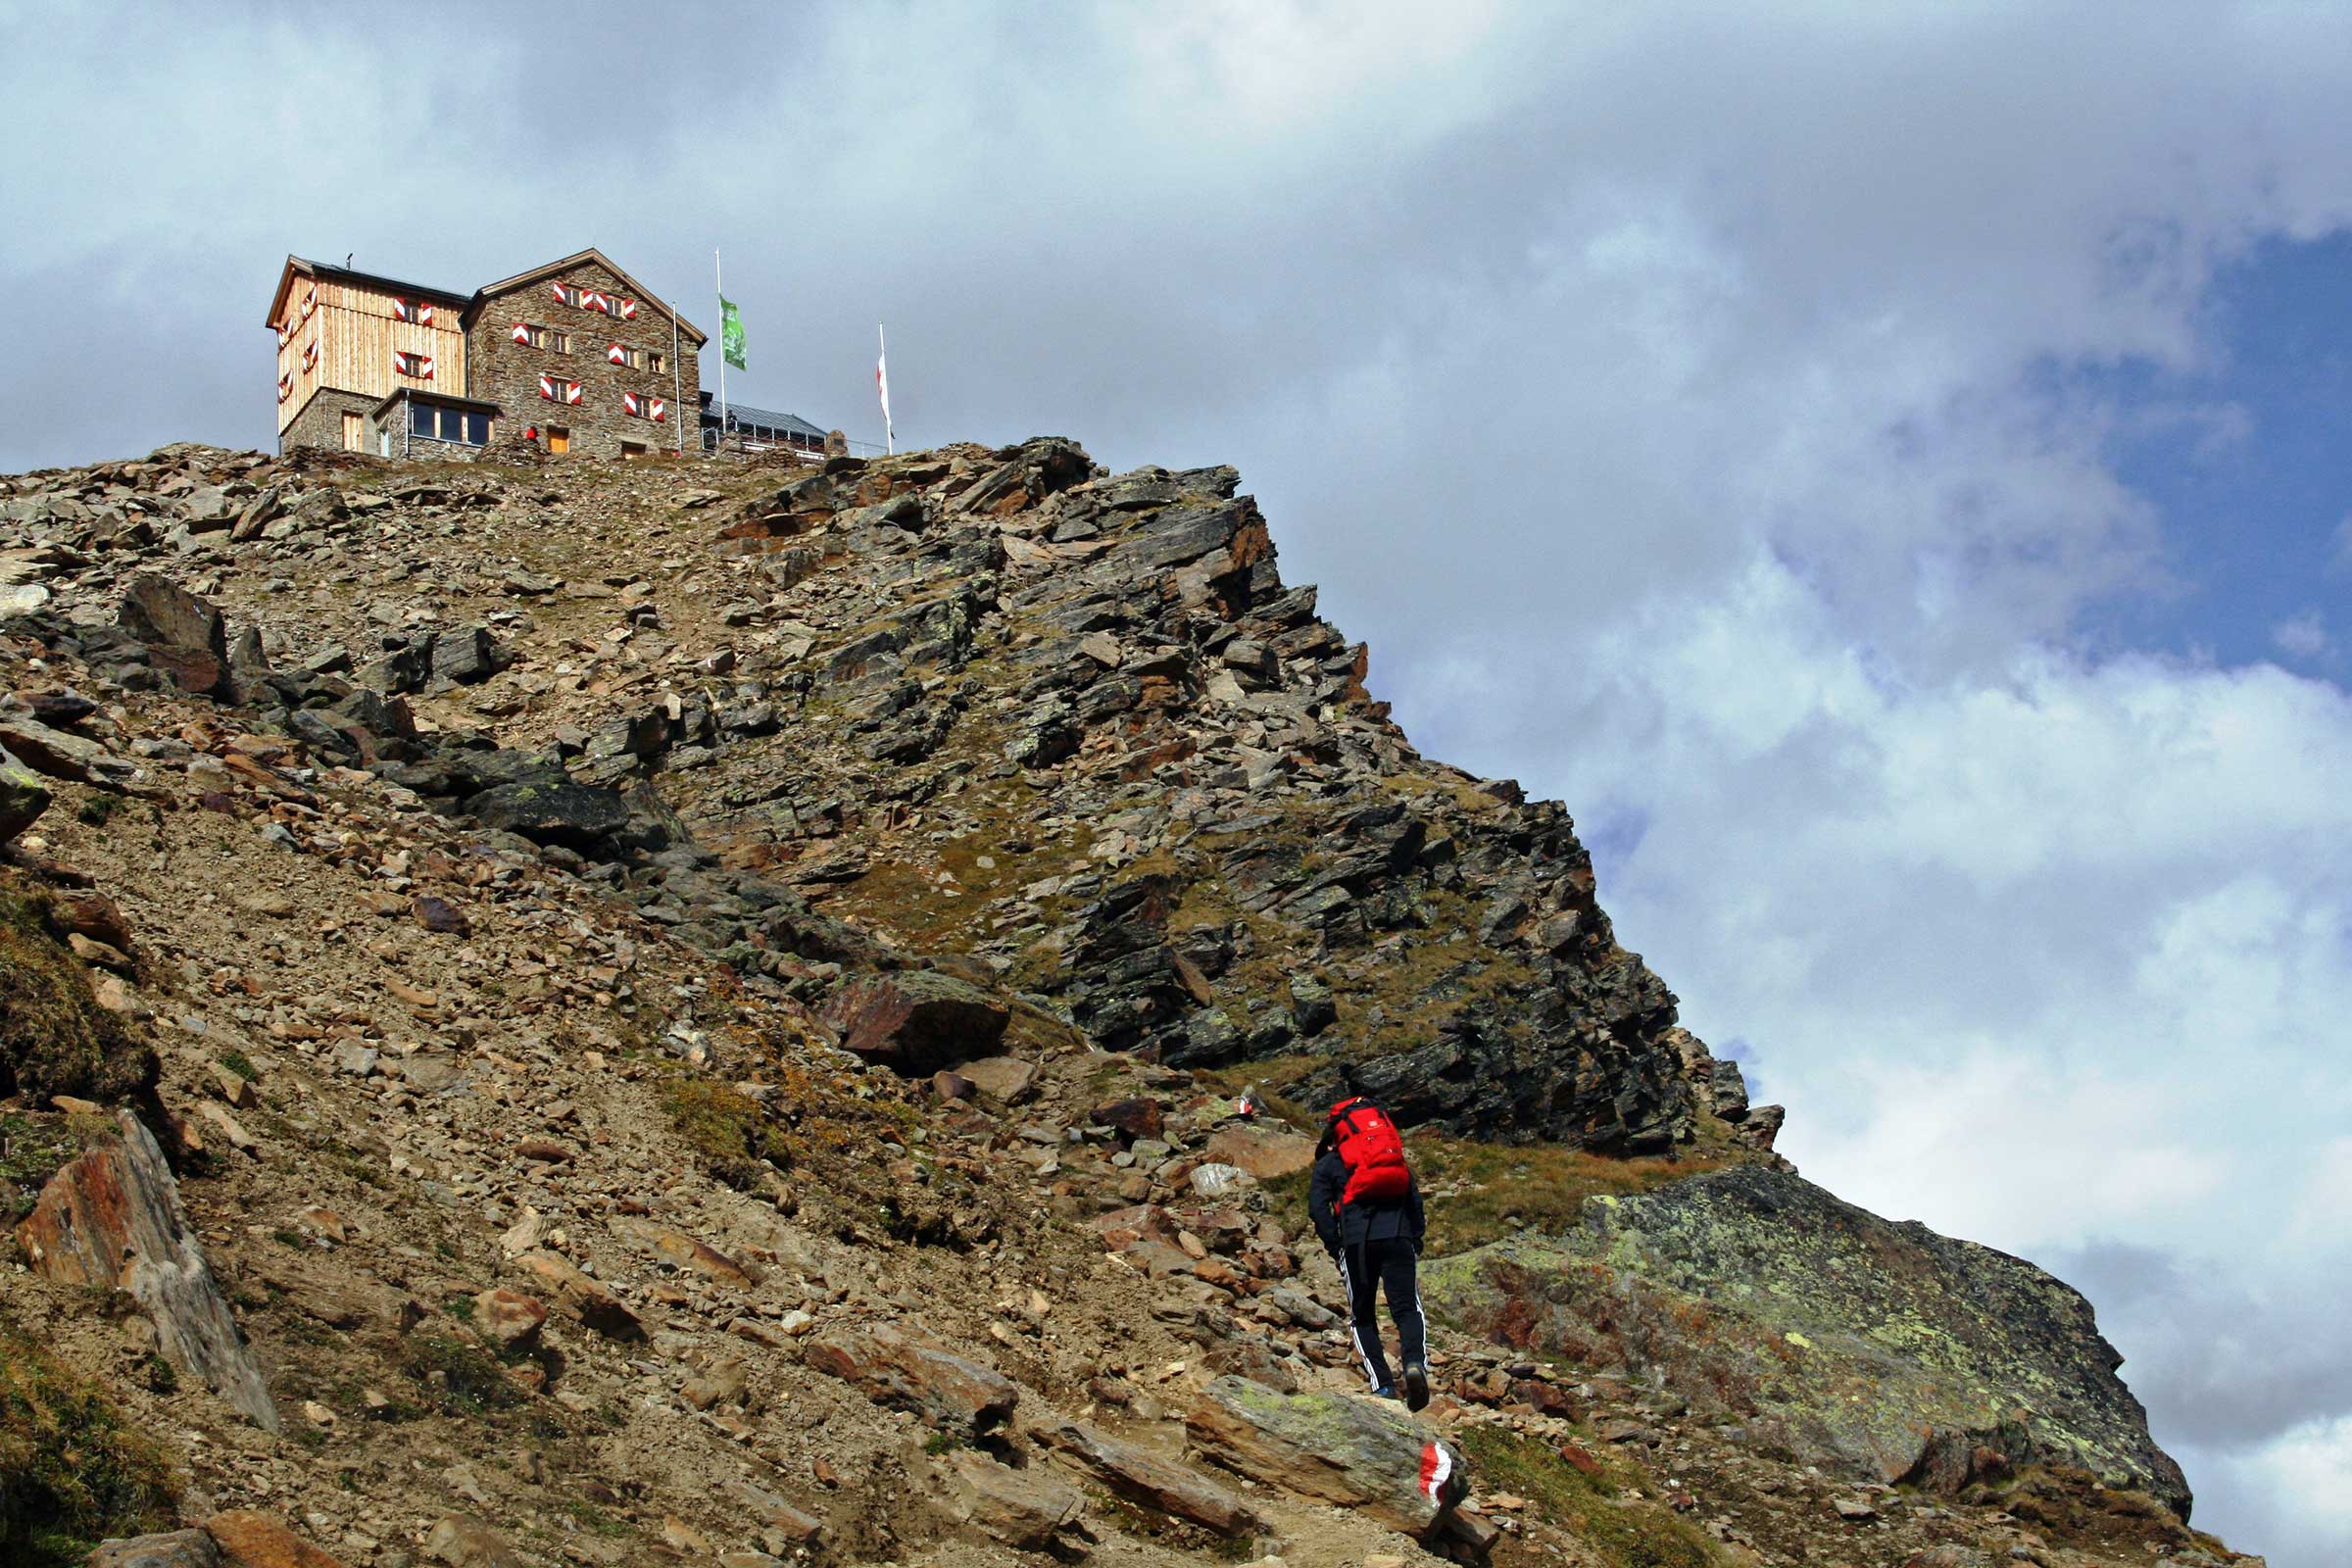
[{"xmin": 267, "ymin": 248, "xmax": 706, "ymax": 463}]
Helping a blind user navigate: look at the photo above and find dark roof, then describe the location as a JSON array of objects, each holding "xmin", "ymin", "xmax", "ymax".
[
  {"xmin": 268, "ymin": 256, "xmax": 470, "ymax": 325},
  {"xmin": 369, "ymin": 387, "xmax": 503, "ymax": 417},
  {"xmin": 697, "ymin": 390, "xmax": 827, "ymax": 441}
]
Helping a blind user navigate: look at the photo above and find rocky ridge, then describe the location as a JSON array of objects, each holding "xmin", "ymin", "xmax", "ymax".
[{"xmin": 0, "ymin": 438, "xmax": 2252, "ymax": 1568}]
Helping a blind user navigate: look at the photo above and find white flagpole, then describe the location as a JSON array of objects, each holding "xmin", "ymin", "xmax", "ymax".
[
  {"xmin": 877, "ymin": 322, "xmax": 894, "ymax": 456},
  {"xmin": 714, "ymin": 249, "xmax": 728, "ymax": 448}
]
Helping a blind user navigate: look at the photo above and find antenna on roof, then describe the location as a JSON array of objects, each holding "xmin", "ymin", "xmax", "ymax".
[{"xmin": 345, "ymin": 253, "xmax": 353, "ymax": 269}]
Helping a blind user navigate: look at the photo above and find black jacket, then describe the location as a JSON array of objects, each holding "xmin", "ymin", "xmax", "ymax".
[{"xmin": 1307, "ymin": 1146, "xmax": 1425, "ymax": 1256}]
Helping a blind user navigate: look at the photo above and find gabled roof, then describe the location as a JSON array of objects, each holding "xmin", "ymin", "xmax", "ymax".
[
  {"xmin": 465, "ymin": 247, "xmax": 708, "ymax": 346},
  {"xmin": 266, "ymin": 255, "xmax": 470, "ymax": 328}
]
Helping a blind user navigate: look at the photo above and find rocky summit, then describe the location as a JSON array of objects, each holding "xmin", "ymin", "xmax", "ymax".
[{"xmin": 0, "ymin": 438, "xmax": 2255, "ymax": 1568}]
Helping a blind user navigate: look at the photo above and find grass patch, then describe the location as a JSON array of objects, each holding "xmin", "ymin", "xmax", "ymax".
[
  {"xmin": 0, "ymin": 1112, "xmax": 85, "ymax": 1221},
  {"xmin": 218, "ymin": 1050, "xmax": 258, "ymax": 1082},
  {"xmin": 0, "ymin": 1314, "xmax": 176, "ymax": 1568},
  {"xmin": 396, "ymin": 1334, "xmax": 526, "ymax": 1418},
  {"xmin": 0, "ymin": 871, "xmax": 158, "ymax": 1106},
  {"xmin": 1416, "ymin": 1135, "xmax": 1727, "ymax": 1255},
  {"xmin": 1456, "ymin": 1424, "xmax": 1721, "ymax": 1568},
  {"xmin": 662, "ymin": 1079, "xmax": 793, "ymax": 1192}
]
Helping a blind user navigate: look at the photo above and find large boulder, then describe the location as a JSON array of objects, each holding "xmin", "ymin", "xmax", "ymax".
[
  {"xmin": 1184, "ymin": 1376, "xmax": 1467, "ymax": 1539},
  {"xmin": 119, "ymin": 575, "xmax": 230, "ymax": 697},
  {"xmin": 1037, "ymin": 1417, "xmax": 1266, "ymax": 1537},
  {"xmin": 84, "ymin": 1531, "xmax": 220, "ymax": 1568},
  {"xmin": 201, "ymin": 1510, "xmax": 349, "ymax": 1568},
  {"xmin": 16, "ymin": 1111, "xmax": 276, "ymax": 1430},
  {"xmin": 819, "ymin": 970, "xmax": 1010, "ymax": 1074},
  {"xmin": 464, "ymin": 777, "xmax": 630, "ymax": 851},
  {"xmin": 1421, "ymin": 1163, "xmax": 2191, "ymax": 1517},
  {"xmin": 1202, "ymin": 1124, "xmax": 1318, "ymax": 1180},
  {"xmin": 937, "ymin": 1449, "xmax": 1087, "ymax": 1552},
  {"xmin": 802, "ymin": 1322, "xmax": 1017, "ymax": 1436}
]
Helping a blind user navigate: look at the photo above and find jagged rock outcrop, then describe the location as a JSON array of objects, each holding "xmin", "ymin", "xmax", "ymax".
[
  {"xmin": 16, "ymin": 1110, "xmax": 277, "ymax": 1430},
  {"xmin": 1422, "ymin": 1163, "xmax": 2190, "ymax": 1515}
]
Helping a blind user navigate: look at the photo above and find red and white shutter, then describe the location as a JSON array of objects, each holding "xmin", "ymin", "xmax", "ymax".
[
  {"xmin": 623, "ymin": 391, "xmax": 642, "ymax": 416},
  {"xmin": 275, "ymin": 320, "xmax": 291, "ymax": 348},
  {"xmin": 539, "ymin": 372, "xmax": 557, "ymax": 401},
  {"xmin": 607, "ymin": 342, "xmax": 626, "ymax": 366},
  {"xmin": 649, "ymin": 398, "xmax": 664, "ymax": 422},
  {"xmin": 550, "ymin": 281, "xmax": 568, "ymax": 305},
  {"xmin": 581, "ymin": 288, "xmax": 611, "ymax": 315},
  {"xmin": 416, "ymin": 302, "xmax": 434, "ymax": 326},
  {"xmin": 416, "ymin": 354, "xmax": 433, "ymax": 380},
  {"xmin": 303, "ymin": 337, "xmax": 318, "ymax": 369},
  {"xmin": 565, "ymin": 380, "xmax": 583, "ymax": 405},
  {"xmin": 391, "ymin": 297, "xmax": 412, "ymax": 322},
  {"xmin": 512, "ymin": 321, "xmax": 531, "ymax": 345},
  {"xmin": 276, "ymin": 372, "xmax": 292, "ymax": 404},
  {"xmin": 617, "ymin": 298, "xmax": 638, "ymax": 320},
  {"xmin": 301, "ymin": 282, "xmax": 318, "ymax": 319}
]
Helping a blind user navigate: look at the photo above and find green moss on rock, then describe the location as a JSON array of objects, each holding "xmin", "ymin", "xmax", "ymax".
[
  {"xmin": 662, "ymin": 1080, "xmax": 792, "ymax": 1191},
  {"xmin": 0, "ymin": 1314, "xmax": 177, "ymax": 1567},
  {"xmin": 0, "ymin": 873, "xmax": 157, "ymax": 1106}
]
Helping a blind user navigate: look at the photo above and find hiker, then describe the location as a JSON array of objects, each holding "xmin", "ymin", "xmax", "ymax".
[{"xmin": 1308, "ymin": 1092, "xmax": 1431, "ymax": 1410}]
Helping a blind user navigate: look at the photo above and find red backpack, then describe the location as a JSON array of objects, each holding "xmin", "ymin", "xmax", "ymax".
[{"xmin": 1328, "ymin": 1096, "xmax": 1412, "ymax": 1205}]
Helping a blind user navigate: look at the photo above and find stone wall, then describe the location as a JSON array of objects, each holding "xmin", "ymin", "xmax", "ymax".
[
  {"xmin": 278, "ymin": 388, "xmax": 376, "ymax": 457},
  {"xmin": 466, "ymin": 260, "xmax": 702, "ymax": 463}
]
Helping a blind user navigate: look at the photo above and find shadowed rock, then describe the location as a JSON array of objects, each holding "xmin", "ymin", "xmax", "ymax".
[{"xmin": 819, "ymin": 970, "xmax": 1010, "ymax": 1074}]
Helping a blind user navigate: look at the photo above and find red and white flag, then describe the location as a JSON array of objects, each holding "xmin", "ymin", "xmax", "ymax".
[{"xmin": 876, "ymin": 323, "xmax": 894, "ymax": 456}]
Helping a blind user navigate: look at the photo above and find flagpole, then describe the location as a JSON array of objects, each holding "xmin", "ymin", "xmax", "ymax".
[
  {"xmin": 878, "ymin": 322, "xmax": 894, "ymax": 456},
  {"xmin": 714, "ymin": 249, "xmax": 727, "ymax": 450}
]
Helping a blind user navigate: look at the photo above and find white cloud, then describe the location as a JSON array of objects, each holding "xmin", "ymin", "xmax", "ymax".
[{"xmin": 2273, "ymin": 611, "xmax": 2328, "ymax": 659}]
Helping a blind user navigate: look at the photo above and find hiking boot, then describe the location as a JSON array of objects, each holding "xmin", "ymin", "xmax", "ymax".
[
  {"xmin": 1402, "ymin": 1361, "xmax": 1430, "ymax": 1411},
  {"xmin": 1373, "ymin": 1384, "xmax": 1396, "ymax": 1400}
]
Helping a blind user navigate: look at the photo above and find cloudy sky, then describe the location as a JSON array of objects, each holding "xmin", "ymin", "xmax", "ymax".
[{"xmin": 6, "ymin": 2, "xmax": 2350, "ymax": 1560}]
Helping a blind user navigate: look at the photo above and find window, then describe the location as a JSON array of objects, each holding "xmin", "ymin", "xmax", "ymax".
[
  {"xmin": 608, "ymin": 343, "xmax": 644, "ymax": 370},
  {"xmin": 648, "ymin": 350, "xmax": 664, "ymax": 375},
  {"xmin": 620, "ymin": 441, "xmax": 647, "ymax": 461},
  {"xmin": 513, "ymin": 322, "xmax": 572, "ymax": 353},
  {"xmin": 393, "ymin": 349, "xmax": 433, "ymax": 379},
  {"xmin": 379, "ymin": 430, "xmax": 392, "ymax": 458},
  {"xmin": 538, "ymin": 373, "xmax": 582, "ymax": 405},
  {"xmin": 407, "ymin": 404, "xmax": 490, "ymax": 445},
  {"xmin": 550, "ymin": 282, "xmax": 580, "ymax": 309}
]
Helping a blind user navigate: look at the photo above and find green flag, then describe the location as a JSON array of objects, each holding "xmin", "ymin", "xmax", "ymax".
[{"xmin": 720, "ymin": 296, "xmax": 747, "ymax": 370}]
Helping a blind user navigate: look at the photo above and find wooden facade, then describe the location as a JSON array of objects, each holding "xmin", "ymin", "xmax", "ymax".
[{"xmin": 270, "ymin": 265, "xmax": 469, "ymax": 437}]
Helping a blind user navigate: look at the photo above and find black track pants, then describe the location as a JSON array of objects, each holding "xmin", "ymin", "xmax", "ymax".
[{"xmin": 1338, "ymin": 1236, "xmax": 1425, "ymax": 1391}]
